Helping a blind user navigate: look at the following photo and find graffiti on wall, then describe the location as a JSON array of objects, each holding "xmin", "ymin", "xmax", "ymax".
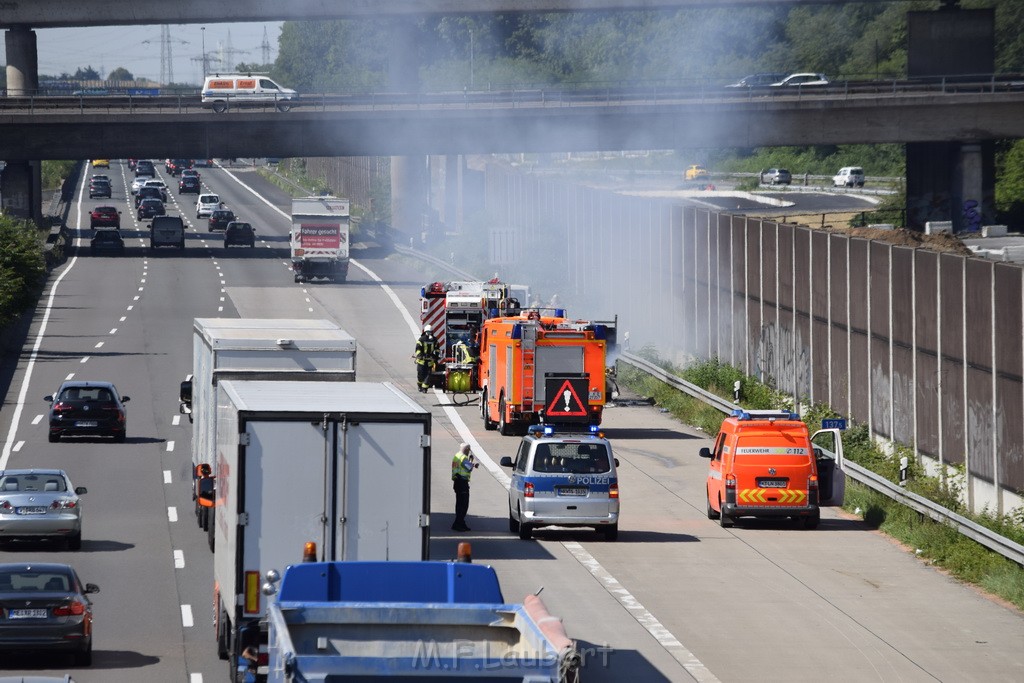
[
  {"xmin": 961, "ymin": 199, "xmax": 982, "ymax": 233},
  {"xmin": 871, "ymin": 364, "xmax": 892, "ymax": 437},
  {"xmin": 754, "ymin": 322, "xmax": 810, "ymax": 398},
  {"xmin": 967, "ymin": 400, "xmax": 995, "ymax": 480}
]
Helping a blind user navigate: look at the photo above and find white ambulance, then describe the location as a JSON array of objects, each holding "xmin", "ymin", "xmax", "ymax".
[{"xmin": 201, "ymin": 74, "xmax": 298, "ymax": 113}]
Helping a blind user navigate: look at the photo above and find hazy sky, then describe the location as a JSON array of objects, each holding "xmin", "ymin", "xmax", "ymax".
[{"xmin": 31, "ymin": 23, "xmax": 285, "ymax": 84}]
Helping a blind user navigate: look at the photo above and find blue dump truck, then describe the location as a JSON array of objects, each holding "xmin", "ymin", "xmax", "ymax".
[{"xmin": 262, "ymin": 557, "xmax": 582, "ymax": 682}]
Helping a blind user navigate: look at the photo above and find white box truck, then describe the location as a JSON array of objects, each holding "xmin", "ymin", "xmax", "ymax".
[
  {"xmin": 180, "ymin": 318, "xmax": 357, "ymax": 538},
  {"xmin": 210, "ymin": 379, "xmax": 431, "ymax": 670},
  {"xmin": 291, "ymin": 196, "xmax": 350, "ymax": 284}
]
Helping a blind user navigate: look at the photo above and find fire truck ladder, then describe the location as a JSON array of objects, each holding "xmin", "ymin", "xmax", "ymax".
[{"xmin": 521, "ymin": 323, "xmax": 538, "ymax": 410}]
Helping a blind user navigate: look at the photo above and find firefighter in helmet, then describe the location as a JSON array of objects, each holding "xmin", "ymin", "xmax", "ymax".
[{"xmin": 414, "ymin": 324, "xmax": 440, "ymax": 393}]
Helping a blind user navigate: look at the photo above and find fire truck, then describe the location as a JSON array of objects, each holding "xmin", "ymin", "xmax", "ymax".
[
  {"xmin": 420, "ymin": 279, "xmax": 528, "ymax": 394},
  {"xmin": 479, "ymin": 312, "xmax": 616, "ymax": 435}
]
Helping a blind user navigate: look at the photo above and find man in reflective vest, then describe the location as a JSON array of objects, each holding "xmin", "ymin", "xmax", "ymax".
[
  {"xmin": 414, "ymin": 324, "xmax": 439, "ymax": 393},
  {"xmin": 451, "ymin": 443, "xmax": 478, "ymax": 531}
]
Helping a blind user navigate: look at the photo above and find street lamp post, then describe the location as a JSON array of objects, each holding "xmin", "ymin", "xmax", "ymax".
[{"xmin": 201, "ymin": 27, "xmax": 206, "ymax": 77}]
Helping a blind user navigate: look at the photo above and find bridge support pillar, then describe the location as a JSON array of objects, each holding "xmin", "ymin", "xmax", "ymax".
[
  {"xmin": 905, "ymin": 6, "xmax": 995, "ymax": 232},
  {"xmin": 388, "ymin": 19, "xmax": 430, "ymax": 244},
  {"xmin": 1, "ymin": 160, "xmax": 44, "ymax": 224},
  {"xmin": 5, "ymin": 26, "xmax": 39, "ymax": 96},
  {"xmin": 906, "ymin": 142, "xmax": 994, "ymax": 233}
]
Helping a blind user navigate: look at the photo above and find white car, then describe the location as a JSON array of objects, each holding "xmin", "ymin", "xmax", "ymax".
[
  {"xmin": 833, "ymin": 166, "xmax": 866, "ymax": 188},
  {"xmin": 196, "ymin": 193, "xmax": 221, "ymax": 218},
  {"xmin": 771, "ymin": 72, "xmax": 830, "ymax": 87},
  {"xmin": 130, "ymin": 177, "xmax": 150, "ymax": 195}
]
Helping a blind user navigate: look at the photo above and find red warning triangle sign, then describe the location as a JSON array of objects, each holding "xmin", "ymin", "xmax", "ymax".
[{"xmin": 546, "ymin": 378, "xmax": 588, "ymax": 417}]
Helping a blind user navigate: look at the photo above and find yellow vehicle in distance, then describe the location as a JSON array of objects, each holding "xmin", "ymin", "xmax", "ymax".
[
  {"xmin": 91, "ymin": 159, "xmax": 110, "ymax": 168},
  {"xmin": 685, "ymin": 164, "xmax": 710, "ymax": 181}
]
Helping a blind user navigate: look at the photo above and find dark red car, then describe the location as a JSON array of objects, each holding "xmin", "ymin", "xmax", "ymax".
[{"xmin": 89, "ymin": 206, "xmax": 121, "ymax": 229}]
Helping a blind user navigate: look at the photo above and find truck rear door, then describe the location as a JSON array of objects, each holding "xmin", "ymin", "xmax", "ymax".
[
  {"xmin": 336, "ymin": 420, "xmax": 428, "ymax": 561},
  {"xmin": 240, "ymin": 420, "xmax": 330, "ymax": 618}
]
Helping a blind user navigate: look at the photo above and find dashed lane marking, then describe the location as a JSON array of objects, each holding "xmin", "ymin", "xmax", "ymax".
[
  {"xmin": 174, "ymin": 550, "xmax": 185, "ymax": 569},
  {"xmin": 168, "ymin": 507, "xmax": 178, "ymax": 522}
]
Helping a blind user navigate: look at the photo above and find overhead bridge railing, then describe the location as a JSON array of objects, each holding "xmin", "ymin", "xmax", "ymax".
[{"xmin": 620, "ymin": 350, "xmax": 1024, "ymax": 568}]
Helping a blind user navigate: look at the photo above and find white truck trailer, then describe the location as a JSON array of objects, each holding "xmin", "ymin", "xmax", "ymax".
[
  {"xmin": 209, "ymin": 379, "xmax": 431, "ymax": 674},
  {"xmin": 291, "ymin": 196, "xmax": 350, "ymax": 283},
  {"xmin": 180, "ymin": 318, "xmax": 357, "ymax": 541}
]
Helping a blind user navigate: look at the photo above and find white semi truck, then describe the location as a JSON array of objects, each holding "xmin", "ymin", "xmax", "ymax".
[
  {"xmin": 209, "ymin": 379, "xmax": 431, "ymax": 675},
  {"xmin": 180, "ymin": 318, "xmax": 357, "ymax": 543},
  {"xmin": 291, "ymin": 196, "xmax": 350, "ymax": 283}
]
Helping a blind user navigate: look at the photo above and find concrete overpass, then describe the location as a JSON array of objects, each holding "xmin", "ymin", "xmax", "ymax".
[
  {"xmin": 0, "ymin": 0, "xmax": 900, "ymax": 29},
  {"xmin": 0, "ymin": 88, "xmax": 1020, "ymax": 160}
]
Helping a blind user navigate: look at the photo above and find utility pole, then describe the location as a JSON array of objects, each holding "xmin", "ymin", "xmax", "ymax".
[
  {"xmin": 201, "ymin": 27, "xmax": 207, "ymax": 77},
  {"xmin": 261, "ymin": 26, "xmax": 271, "ymax": 65}
]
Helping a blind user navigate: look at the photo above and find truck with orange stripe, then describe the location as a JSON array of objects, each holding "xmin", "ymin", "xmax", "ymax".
[
  {"xmin": 701, "ymin": 409, "xmax": 846, "ymax": 529},
  {"xmin": 479, "ymin": 312, "xmax": 616, "ymax": 435}
]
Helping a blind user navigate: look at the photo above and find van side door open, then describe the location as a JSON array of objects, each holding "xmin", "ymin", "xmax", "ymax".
[{"xmin": 811, "ymin": 428, "xmax": 846, "ymax": 506}]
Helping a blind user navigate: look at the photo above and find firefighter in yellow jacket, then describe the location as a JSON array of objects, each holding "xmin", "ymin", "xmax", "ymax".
[{"xmin": 413, "ymin": 324, "xmax": 440, "ymax": 393}]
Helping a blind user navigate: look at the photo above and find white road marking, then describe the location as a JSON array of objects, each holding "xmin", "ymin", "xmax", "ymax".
[
  {"xmin": 133, "ymin": 296, "xmax": 140, "ymax": 301},
  {"xmin": 168, "ymin": 507, "xmax": 178, "ymax": 522},
  {"xmin": 110, "ymin": 328, "xmax": 117, "ymax": 334},
  {"xmin": 0, "ymin": 228, "xmax": 82, "ymax": 466},
  {"xmin": 181, "ymin": 604, "xmax": 194, "ymax": 627},
  {"xmin": 141, "ymin": 278, "xmax": 146, "ymax": 283},
  {"xmin": 164, "ymin": 470, "xmax": 172, "ymax": 484},
  {"xmin": 79, "ymin": 357, "xmax": 89, "ymax": 364},
  {"xmin": 31, "ymin": 415, "xmax": 43, "ymax": 425},
  {"xmin": 120, "ymin": 316, "xmax": 127, "ymax": 322},
  {"xmin": 308, "ymin": 308, "xmax": 313, "ymax": 312},
  {"xmin": 13, "ymin": 441, "xmax": 24, "ymax": 452},
  {"xmin": 174, "ymin": 549, "xmax": 185, "ymax": 569},
  {"xmin": 166, "ymin": 440, "xmax": 175, "ymax": 452},
  {"xmin": 191, "ymin": 673, "xmax": 203, "ymax": 683},
  {"xmin": 94, "ymin": 342, "xmax": 104, "ymax": 349},
  {"xmin": 220, "ymin": 280, "xmax": 226, "ymax": 285},
  {"xmin": 219, "ymin": 297, "xmax": 225, "ymax": 302},
  {"xmin": 218, "ymin": 306, "xmax": 224, "ymax": 312},
  {"xmin": 138, "ymin": 287, "xmax": 144, "ymax": 292},
  {"xmin": 127, "ymin": 305, "xmax": 134, "ymax": 310},
  {"xmin": 172, "ymin": 415, "xmax": 181, "ymax": 426},
  {"xmin": 65, "ymin": 373, "xmax": 74, "ymax": 380}
]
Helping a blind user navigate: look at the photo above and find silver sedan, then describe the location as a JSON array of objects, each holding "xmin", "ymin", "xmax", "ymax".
[{"xmin": 0, "ymin": 470, "xmax": 86, "ymax": 550}]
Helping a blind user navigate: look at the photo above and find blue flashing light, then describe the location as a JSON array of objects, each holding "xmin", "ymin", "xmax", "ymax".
[
  {"xmin": 593, "ymin": 325, "xmax": 607, "ymax": 340},
  {"xmin": 730, "ymin": 409, "xmax": 746, "ymax": 418},
  {"xmin": 511, "ymin": 324, "xmax": 522, "ymax": 339},
  {"xmin": 527, "ymin": 424, "xmax": 556, "ymax": 436},
  {"xmin": 554, "ymin": 308, "xmax": 565, "ymax": 317},
  {"xmin": 589, "ymin": 424, "xmax": 600, "ymax": 433},
  {"xmin": 420, "ymin": 287, "xmax": 426, "ymax": 297}
]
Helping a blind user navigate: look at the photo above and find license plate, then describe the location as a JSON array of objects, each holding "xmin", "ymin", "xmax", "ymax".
[
  {"xmin": 75, "ymin": 421, "xmax": 98, "ymax": 427},
  {"xmin": 758, "ymin": 479, "xmax": 788, "ymax": 488},
  {"xmin": 9, "ymin": 609, "xmax": 47, "ymax": 619},
  {"xmin": 16, "ymin": 506, "xmax": 48, "ymax": 515},
  {"xmin": 557, "ymin": 487, "xmax": 588, "ymax": 496}
]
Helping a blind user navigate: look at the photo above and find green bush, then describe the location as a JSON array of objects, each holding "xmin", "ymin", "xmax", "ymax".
[{"xmin": 0, "ymin": 216, "xmax": 47, "ymax": 326}]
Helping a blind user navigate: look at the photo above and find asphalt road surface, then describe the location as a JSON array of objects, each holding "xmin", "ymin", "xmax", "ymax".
[{"xmin": 0, "ymin": 161, "xmax": 1021, "ymax": 682}]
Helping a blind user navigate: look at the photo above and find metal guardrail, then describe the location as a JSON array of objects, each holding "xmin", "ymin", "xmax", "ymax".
[{"xmin": 620, "ymin": 351, "xmax": 1024, "ymax": 567}]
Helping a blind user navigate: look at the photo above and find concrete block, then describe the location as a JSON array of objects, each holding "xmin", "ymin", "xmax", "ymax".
[
  {"xmin": 925, "ymin": 221, "xmax": 953, "ymax": 235},
  {"xmin": 981, "ymin": 224, "xmax": 1008, "ymax": 237},
  {"xmin": 867, "ymin": 223, "xmax": 894, "ymax": 230}
]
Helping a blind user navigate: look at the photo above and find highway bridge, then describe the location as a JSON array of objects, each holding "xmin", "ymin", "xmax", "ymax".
[{"xmin": 1, "ymin": 80, "xmax": 1022, "ymax": 160}]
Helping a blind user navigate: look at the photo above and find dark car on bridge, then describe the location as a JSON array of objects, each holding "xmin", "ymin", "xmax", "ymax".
[
  {"xmin": 178, "ymin": 176, "xmax": 201, "ymax": 194},
  {"xmin": 137, "ymin": 198, "xmax": 166, "ymax": 221},
  {"xmin": 725, "ymin": 72, "xmax": 785, "ymax": 89}
]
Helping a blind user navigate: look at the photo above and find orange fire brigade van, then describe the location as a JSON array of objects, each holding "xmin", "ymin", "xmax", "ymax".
[
  {"xmin": 479, "ymin": 312, "xmax": 612, "ymax": 436},
  {"xmin": 701, "ymin": 409, "xmax": 845, "ymax": 529}
]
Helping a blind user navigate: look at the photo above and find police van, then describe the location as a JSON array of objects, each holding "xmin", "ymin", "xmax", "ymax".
[
  {"xmin": 201, "ymin": 74, "xmax": 298, "ymax": 113},
  {"xmin": 500, "ymin": 425, "xmax": 619, "ymax": 540}
]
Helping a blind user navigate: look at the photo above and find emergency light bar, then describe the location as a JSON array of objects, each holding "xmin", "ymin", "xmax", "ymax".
[
  {"xmin": 730, "ymin": 409, "xmax": 800, "ymax": 421},
  {"xmin": 527, "ymin": 424, "xmax": 603, "ymax": 437}
]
